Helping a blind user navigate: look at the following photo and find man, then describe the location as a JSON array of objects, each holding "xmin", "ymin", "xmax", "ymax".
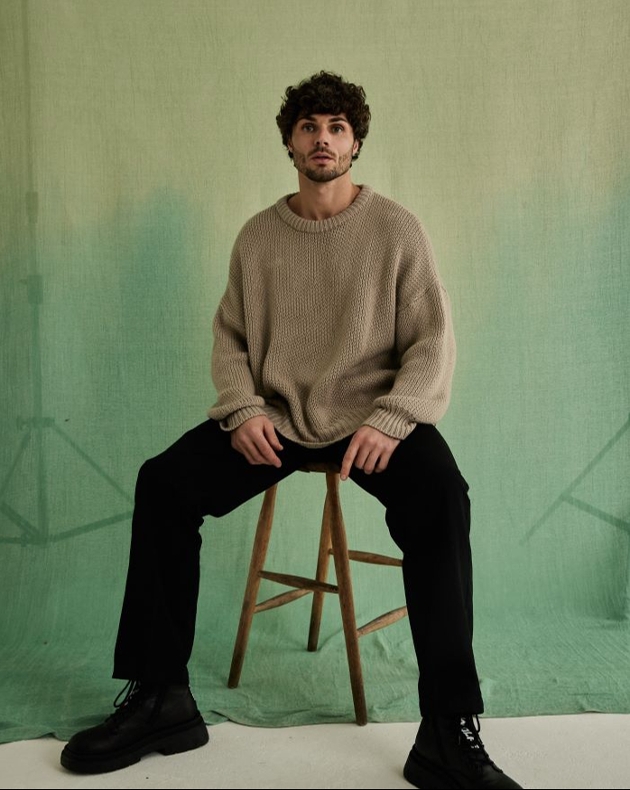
[{"xmin": 60, "ymin": 71, "xmax": 521, "ymax": 789}]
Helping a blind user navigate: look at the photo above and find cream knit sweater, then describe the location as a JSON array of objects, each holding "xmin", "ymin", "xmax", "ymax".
[{"xmin": 208, "ymin": 185, "xmax": 455, "ymax": 447}]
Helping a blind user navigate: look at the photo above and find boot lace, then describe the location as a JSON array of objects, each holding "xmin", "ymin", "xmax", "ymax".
[
  {"xmin": 105, "ymin": 680, "xmax": 144, "ymax": 730},
  {"xmin": 458, "ymin": 715, "xmax": 502, "ymax": 772}
]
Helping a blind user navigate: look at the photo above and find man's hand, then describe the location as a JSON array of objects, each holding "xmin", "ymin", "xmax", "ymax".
[
  {"xmin": 231, "ymin": 415, "xmax": 283, "ymax": 467},
  {"xmin": 340, "ymin": 426, "xmax": 400, "ymax": 481}
]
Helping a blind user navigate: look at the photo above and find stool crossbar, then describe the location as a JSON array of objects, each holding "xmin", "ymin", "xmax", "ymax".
[{"xmin": 227, "ymin": 462, "xmax": 408, "ymax": 725}]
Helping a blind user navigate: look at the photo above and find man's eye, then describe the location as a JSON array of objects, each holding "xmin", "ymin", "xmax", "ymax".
[
  {"xmin": 332, "ymin": 126, "xmax": 345, "ymax": 133},
  {"xmin": 302, "ymin": 124, "xmax": 314, "ymax": 131}
]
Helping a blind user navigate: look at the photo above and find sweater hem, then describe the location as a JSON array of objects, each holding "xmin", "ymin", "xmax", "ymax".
[
  {"xmin": 362, "ymin": 408, "xmax": 420, "ymax": 441},
  {"xmin": 208, "ymin": 405, "xmax": 267, "ymax": 432}
]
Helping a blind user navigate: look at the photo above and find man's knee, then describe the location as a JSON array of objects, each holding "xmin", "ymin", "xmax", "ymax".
[
  {"xmin": 387, "ymin": 462, "xmax": 468, "ymax": 501},
  {"xmin": 384, "ymin": 465, "xmax": 470, "ymax": 550},
  {"xmin": 136, "ymin": 455, "xmax": 167, "ymax": 491}
]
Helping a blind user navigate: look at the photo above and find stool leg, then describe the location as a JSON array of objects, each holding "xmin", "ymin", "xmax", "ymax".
[
  {"xmin": 307, "ymin": 488, "xmax": 333, "ymax": 651},
  {"xmin": 228, "ymin": 485, "xmax": 278, "ymax": 688},
  {"xmin": 326, "ymin": 472, "xmax": 368, "ymax": 726}
]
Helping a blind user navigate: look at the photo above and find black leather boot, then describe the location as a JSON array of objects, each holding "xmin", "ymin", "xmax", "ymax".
[
  {"xmin": 403, "ymin": 715, "xmax": 523, "ymax": 789},
  {"xmin": 60, "ymin": 681, "xmax": 210, "ymax": 773}
]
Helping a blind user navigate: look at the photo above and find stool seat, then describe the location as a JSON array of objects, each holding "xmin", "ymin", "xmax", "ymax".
[
  {"xmin": 227, "ymin": 465, "xmax": 408, "ymax": 725},
  {"xmin": 299, "ymin": 461, "xmax": 341, "ymax": 474}
]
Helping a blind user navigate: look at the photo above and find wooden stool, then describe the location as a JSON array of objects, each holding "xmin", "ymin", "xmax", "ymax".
[{"xmin": 227, "ymin": 462, "xmax": 408, "ymax": 725}]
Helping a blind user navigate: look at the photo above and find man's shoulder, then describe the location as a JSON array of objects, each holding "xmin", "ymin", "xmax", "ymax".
[
  {"xmin": 230, "ymin": 200, "xmax": 285, "ymax": 252},
  {"xmin": 367, "ymin": 190, "xmax": 429, "ymax": 238},
  {"xmin": 368, "ymin": 189, "xmax": 418, "ymax": 218},
  {"xmin": 239, "ymin": 198, "xmax": 285, "ymax": 232}
]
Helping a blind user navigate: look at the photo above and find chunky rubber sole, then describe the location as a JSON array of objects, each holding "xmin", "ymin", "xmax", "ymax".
[
  {"xmin": 403, "ymin": 745, "xmax": 465, "ymax": 789},
  {"xmin": 60, "ymin": 713, "xmax": 210, "ymax": 774}
]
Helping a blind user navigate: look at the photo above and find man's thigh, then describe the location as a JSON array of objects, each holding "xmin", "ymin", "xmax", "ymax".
[
  {"xmin": 347, "ymin": 423, "xmax": 468, "ymax": 508},
  {"xmin": 145, "ymin": 419, "xmax": 307, "ymax": 517}
]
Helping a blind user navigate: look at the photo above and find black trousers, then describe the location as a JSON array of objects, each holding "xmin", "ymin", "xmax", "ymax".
[{"xmin": 113, "ymin": 419, "xmax": 484, "ymax": 717}]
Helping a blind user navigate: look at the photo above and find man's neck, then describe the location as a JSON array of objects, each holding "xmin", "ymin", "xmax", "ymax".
[{"xmin": 288, "ymin": 174, "xmax": 360, "ymax": 221}]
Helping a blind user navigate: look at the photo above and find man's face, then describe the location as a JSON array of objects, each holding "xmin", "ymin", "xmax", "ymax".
[{"xmin": 288, "ymin": 113, "xmax": 359, "ymax": 183}]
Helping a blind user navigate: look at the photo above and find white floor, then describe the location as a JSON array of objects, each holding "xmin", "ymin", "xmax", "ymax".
[{"xmin": 1, "ymin": 714, "xmax": 629, "ymax": 790}]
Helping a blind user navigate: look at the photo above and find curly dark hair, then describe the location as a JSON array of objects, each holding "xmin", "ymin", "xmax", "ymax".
[{"xmin": 276, "ymin": 71, "xmax": 371, "ymax": 161}]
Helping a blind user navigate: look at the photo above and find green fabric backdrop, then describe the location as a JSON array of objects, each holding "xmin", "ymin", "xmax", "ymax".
[{"xmin": 1, "ymin": 0, "xmax": 629, "ymax": 744}]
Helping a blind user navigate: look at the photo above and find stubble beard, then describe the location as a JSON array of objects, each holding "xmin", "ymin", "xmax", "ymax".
[{"xmin": 293, "ymin": 149, "xmax": 354, "ymax": 183}]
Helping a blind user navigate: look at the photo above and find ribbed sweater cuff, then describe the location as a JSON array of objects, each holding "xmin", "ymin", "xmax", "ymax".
[
  {"xmin": 220, "ymin": 405, "xmax": 267, "ymax": 432},
  {"xmin": 362, "ymin": 407, "xmax": 418, "ymax": 441}
]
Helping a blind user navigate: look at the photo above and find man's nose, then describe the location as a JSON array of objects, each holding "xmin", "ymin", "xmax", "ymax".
[{"xmin": 314, "ymin": 128, "xmax": 330, "ymax": 146}]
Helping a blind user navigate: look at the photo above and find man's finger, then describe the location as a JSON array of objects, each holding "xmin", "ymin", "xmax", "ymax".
[
  {"xmin": 375, "ymin": 451, "xmax": 392, "ymax": 472},
  {"xmin": 353, "ymin": 444, "xmax": 373, "ymax": 472},
  {"xmin": 242, "ymin": 439, "xmax": 267, "ymax": 465},
  {"xmin": 252, "ymin": 434, "xmax": 282, "ymax": 467},
  {"xmin": 263, "ymin": 422, "xmax": 284, "ymax": 452},
  {"xmin": 340, "ymin": 441, "xmax": 358, "ymax": 481},
  {"xmin": 361, "ymin": 448, "xmax": 383, "ymax": 475}
]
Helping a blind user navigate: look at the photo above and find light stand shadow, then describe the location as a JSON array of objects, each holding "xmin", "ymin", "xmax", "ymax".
[
  {"xmin": 0, "ymin": 0, "xmax": 133, "ymax": 547},
  {"xmin": 523, "ymin": 413, "xmax": 630, "ymax": 617}
]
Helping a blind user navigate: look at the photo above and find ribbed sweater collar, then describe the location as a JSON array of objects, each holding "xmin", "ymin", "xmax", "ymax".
[{"xmin": 274, "ymin": 184, "xmax": 374, "ymax": 233}]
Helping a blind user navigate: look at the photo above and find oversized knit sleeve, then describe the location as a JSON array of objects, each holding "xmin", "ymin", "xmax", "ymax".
[
  {"xmin": 362, "ymin": 223, "xmax": 456, "ymax": 439},
  {"xmin": 207, "ymin": 245, "xmax": 267, "ymax": 431}
]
